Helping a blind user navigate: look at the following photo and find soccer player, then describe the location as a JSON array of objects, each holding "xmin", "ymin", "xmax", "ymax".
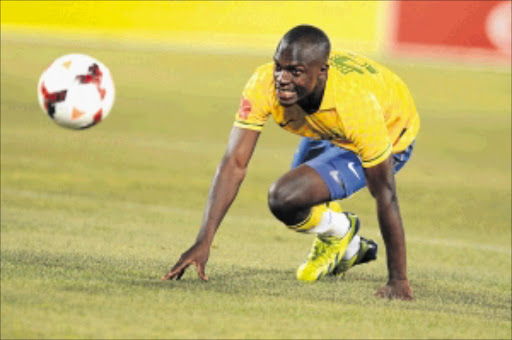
[{"xmin": 163, "ymin": 25, "xmax": 419, "ymax": 300}]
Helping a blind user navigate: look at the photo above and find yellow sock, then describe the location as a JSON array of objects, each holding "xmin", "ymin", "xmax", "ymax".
[
  {"xmin": 288, "ymin": 204, "xmax": 327, "ymax": 232},
  {"xmin": 289, "ymin": 201, "xmax": 343, "ymax": 233},
  {"xmin": 327, "ymin": 200, "xmax": 342, "ymax": 213}
]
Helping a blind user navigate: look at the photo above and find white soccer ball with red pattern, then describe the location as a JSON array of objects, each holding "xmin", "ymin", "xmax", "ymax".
[{"xmin": 37, "ymin": 54, "xmax": 115, "ymax": 129}]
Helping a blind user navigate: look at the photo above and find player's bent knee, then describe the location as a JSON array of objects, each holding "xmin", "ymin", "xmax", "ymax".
[
  {"xmin": 268, "ymin": 182, "xmax": 304, "ymax": 225},
  {"xmin": 267, "ymin": 182, "xmax": 287, "ymax": 219}
]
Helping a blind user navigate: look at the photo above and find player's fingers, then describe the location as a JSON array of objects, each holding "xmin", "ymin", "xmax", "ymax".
[
  {"xmin": 196, "ymin": 262, "xmax": 209, "ymax": 282},
  {"xmin": 161, "ymin": 270, "xmax": 178, "ymax": 281},
  {"xmin": 400, "ymin": 293, "xmax": 414, "ymax": 301},
  {"xmin": 161, "ymin": 261, "xmax": 190, "ymax": 281},
  {"xmin": 375, "ymin": 286, "xmax": 414, "ymax": 301},
  {"xmin": 176, "ymin": 269, "xmax": 186, "ymax": 280},
  {"xmin": 374, "ymin": 286, "xmax": 390, "ymax": 299}
]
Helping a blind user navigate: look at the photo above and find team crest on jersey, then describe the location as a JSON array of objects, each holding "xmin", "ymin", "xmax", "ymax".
[{"xmin": 238, "ymin": 97, "xmax": 252, "ymax": 119}]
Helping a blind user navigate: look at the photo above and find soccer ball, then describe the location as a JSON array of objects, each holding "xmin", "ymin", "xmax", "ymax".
[{"xmin": 37, "ymin": 54, "xmax": 115, "ymax": 129}]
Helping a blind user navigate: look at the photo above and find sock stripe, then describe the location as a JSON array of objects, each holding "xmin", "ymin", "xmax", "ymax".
[{"xmin": 288, "ymin": 212, "xmax": 312, "ymax": 230}]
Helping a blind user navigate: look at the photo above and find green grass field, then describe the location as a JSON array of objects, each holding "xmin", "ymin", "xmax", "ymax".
[{"xmin": 1, "ymin": 33, "xmax": 511, "ymax": 339}]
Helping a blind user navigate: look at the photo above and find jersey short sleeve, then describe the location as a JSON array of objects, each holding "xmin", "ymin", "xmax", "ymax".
[
  {"xmin": 340, "ymin": 89, "xmax": 392, "ymax": 168},
  {"xmin": 233, "ymin": 64, "xmax": 273, "ymax": 132}
]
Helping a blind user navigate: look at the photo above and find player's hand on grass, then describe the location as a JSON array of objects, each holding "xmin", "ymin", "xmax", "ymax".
[
  {"xmin": 375, "ymin": 279, "xmax": 413, "ymax": 300},
  {"xmin": 161, "ymin": 241, "xmax": 210, "ymax": 282}
]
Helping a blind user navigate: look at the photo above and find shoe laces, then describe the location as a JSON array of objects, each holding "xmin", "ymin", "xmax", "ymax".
[
  {"xmin": 307, "ymin": 237, "xmax": 341, "ymax": 265},
  {"xmin": 307, "ymin": 237, "xmax": 328, "ymax": 261}
]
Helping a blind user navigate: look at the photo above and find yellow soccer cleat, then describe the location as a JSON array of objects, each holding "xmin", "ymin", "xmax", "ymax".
[
  {"xmin": 296, "ymin": 212, "xmax": 360, "ymax": 282},
  {"xmin": 331, "ymin": 237, "xmax": 378, "ymax": 277}
]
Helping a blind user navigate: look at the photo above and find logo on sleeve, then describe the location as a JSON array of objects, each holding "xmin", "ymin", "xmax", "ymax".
[{"xmin": 238, "ymin": 97, "xmax": 252, "ymax": 119}]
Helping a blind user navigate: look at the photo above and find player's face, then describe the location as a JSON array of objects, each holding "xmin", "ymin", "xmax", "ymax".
[{"xmin": 273, "ymin": 46, "xmax": 327, "ymax": 107}]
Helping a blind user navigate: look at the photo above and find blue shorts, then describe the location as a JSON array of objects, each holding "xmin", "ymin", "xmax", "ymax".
[{"xmin": 291, "ymin": 138, "xmax": 415, "ymax": 200}]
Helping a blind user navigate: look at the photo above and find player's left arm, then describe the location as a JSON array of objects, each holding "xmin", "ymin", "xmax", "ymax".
[{"xmin": 364, "ymin": 155, "xmax": 414, "ymax": 300}]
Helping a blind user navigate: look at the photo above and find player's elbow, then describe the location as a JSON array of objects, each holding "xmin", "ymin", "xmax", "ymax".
[
  {"xmin": 369, "ymin": 183, "xmax": 395, "ymax": 200},
  {"xmin": 220, "ymin": 153, "xmax": 248, "ymax": 182},
  {"xmin": 370, "ymin": 185, "xmax": 399, "ymax": 211}
]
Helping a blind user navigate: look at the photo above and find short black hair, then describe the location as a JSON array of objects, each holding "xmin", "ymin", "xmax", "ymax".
[{"xmin": 277, "ymin": 25, "xmax": 331, "ymax": 63}]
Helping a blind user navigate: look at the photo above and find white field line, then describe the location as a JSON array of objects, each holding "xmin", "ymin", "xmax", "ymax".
[
  {"xmin": 2, "ymin": 187, "xmax": 511, "ymax": 255},
  {"xmin": 0, "ymin": 27, "xmax": 273, "ymax": 57}
]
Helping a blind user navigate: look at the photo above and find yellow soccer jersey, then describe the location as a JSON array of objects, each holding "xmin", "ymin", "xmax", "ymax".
[{"xmin": 233, "ymin": 51, "xmax": 420, "ymax": 168}]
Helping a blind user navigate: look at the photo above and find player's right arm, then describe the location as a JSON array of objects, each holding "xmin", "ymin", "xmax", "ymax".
[
  {"xmin": 162, "ymin": 64, "xmax": 271, "ymax": 281},
  {"xmin": 162, "ymin": 126, "xmax": 261, "ymax": 281}
]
